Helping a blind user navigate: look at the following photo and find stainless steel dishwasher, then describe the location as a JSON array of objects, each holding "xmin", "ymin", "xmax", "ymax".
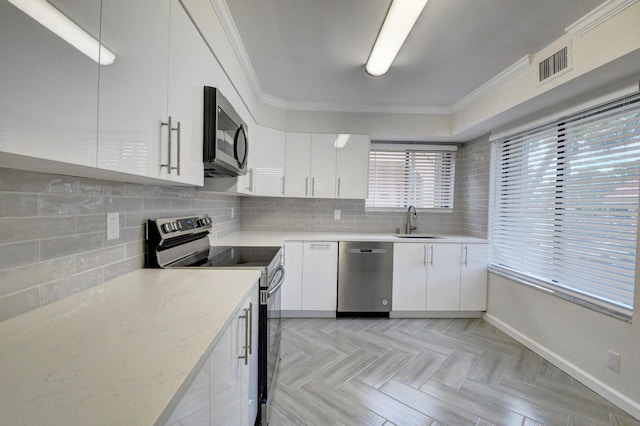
[{"xmin": 337, "ymin": 241, "xmax": 394, "ymax": 315}]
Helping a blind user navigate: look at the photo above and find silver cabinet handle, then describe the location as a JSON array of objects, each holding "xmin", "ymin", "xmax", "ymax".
[
  {"xmin": 171, "ymin": 121, "xmax": 181, "ymax": 176},
  {"xmin": 337, "ymin": 177, "xmax": 341, "ymax": 197},
  {"xmin": 246, "ymin": 168, "xmax": 254, "ymax": 192},
  {"xmin": 238, "ymin": 307, "xmax": 249, "ymax": 365},
  {"xmin": 309, "ymin": 243, "xmax": 331, "ymax": 248},
  {"xmin": 281, "ymin": 176, "xmax": 285, "ymax": 195},
  {"xmin": 429, "ymin": 246, "xmax": 434, "ymax": 265},
  {"xmin": 248, "ymin": 303, "xmax": 252, "ymax": 355},
  {"xmin": 423, "ymin": 245, "xmax": 427, "ymax": 265},
  {"xmin": 463, "ymin": 245, "xmax": 468, "ymax": 266},
  {"xmin": 312, "ymin": 177, "xmax": 316, "ymax": 196},
  {"xmin": 160, "ymin": 116, "xmax": 173, "ymax": 171},
  {"xmin": 305, "ymin": 177, "xmax": 309, "ymax": 196}
]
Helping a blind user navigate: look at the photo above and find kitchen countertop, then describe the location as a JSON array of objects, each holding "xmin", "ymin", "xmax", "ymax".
[
  {"xmin": 0, "ymin": 268, "xmax": 261, "ymax": 426},
  {"xmin": 211, "ymin": 231, "xmax": 487, "ymax": 247}
]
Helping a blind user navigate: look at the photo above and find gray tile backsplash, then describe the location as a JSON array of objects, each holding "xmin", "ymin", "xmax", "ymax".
[
  {"xmin": 0, "ymin": 168, "xmax": 240, "ymax": 321},
  {"xmin": 459, "ymin": 135, "xmax": 490, "ymax": 238}
]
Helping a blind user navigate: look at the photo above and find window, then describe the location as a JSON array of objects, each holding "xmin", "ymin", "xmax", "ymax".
[
  {"xmin": 490, "ymin": 92, "xmax": 640, "ymax": 320},
  {"xmin": 366, "ymin": 143, "xmax": 457, "ymax": 210}
]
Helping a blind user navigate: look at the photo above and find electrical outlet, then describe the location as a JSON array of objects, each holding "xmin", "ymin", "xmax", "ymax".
[
  {"xmin": 231, "ymin": 207, "xmax": 235, "ymax": 219},
  {"xmin": 608, "ymin": 350, "xmax": 621, "ymax": 372},
  {"xmin": 334, "ymin": 210, "xmax": 341, "ymax": 220},
  {"xmin": 106, "ymin": 212, "xmax": 119, "ymax": 241}
]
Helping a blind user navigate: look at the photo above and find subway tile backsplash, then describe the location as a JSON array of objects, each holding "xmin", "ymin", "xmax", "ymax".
[{"xmin": 0, "ymin": 168, "xmax": 240, "ymax": 321}]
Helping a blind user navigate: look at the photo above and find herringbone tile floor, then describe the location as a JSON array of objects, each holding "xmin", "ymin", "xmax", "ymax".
[{"xmin": 270, "ymin": 318, "xmax": 639, "ymax": 426}]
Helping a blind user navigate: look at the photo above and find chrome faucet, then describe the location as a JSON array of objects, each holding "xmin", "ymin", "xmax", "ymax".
[{"xmin": 405, "ymin": 205, "xmax": 417, "ymax": 234}]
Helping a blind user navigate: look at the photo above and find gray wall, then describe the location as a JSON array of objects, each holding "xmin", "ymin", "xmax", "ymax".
[
  {"xmin": 240, "ymin": 140, "xmax": 490, "ymax": 237},
  {"xmin": 0, "ymin": 168, "xmax": 239, "ymax": 321}
]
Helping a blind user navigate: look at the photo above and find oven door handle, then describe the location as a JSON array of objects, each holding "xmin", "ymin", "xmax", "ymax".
[{"xmin": 267, "ymin": 265, "xmax": 285, "ymax": 298}]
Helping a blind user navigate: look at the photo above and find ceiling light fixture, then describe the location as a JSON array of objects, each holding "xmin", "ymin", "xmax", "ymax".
[
  {"xmin": 7, "ymin": 0, "xmax": 116, "ymax": 65},
  {"xmin": 365, "ymin": 0, "xmax": 428, "ymax": 77}
]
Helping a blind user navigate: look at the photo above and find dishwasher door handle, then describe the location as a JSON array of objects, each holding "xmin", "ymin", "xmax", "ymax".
[{"xmin": 346, "ymin": 248, "xmax": 388, "ymax": 254}]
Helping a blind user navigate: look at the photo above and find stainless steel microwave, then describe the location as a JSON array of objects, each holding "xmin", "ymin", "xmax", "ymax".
[{"xmin": 203, "ymin": 86, "xmax": 248, "ymax": 177}]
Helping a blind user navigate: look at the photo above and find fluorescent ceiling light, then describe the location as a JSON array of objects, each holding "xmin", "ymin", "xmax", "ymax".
[
  {"xmin": 365, "ymin": 0, "xmax": 428, "ymax": 77},
  {"xmin": 334, "ymin": 134, "xmax": 351, "ymax": 148},
  {"xmin": 7, "ymin": 0, "xmax": 116, "ymax": 65}
]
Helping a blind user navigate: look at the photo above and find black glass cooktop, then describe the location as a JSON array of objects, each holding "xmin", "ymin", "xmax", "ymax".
[{"xmin": 203, "ymin": 246, "xmax": 281, "ymax": 267}]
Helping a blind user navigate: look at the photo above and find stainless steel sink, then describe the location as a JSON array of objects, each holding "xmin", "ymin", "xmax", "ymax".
[{"xmin": 394, "ymin": 234, "xmax": 443, "ymax": 239}]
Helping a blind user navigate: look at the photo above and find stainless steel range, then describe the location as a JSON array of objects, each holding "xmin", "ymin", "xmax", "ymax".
[{"xmin": 145, "ymin": 215, "xmax": 283, "ymax": 425}]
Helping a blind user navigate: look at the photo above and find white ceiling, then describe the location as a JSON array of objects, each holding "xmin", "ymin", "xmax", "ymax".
[{"xmin": 224, "ymin": 0, "xmax": 605, "ymax": 114}]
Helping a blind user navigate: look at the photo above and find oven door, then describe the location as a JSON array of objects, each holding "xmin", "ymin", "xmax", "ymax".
[{"xmin": 260, "ymin": 264, "xmax": 284, "ymax": 425}]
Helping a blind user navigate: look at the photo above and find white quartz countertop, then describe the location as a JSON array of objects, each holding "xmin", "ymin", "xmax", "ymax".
[
  {"xmin": 0, "ymin": 268, "xmax": 261, "ymax": 426},
  {"xmin": 211, "ymin": 231, "xmax": 487, "ymax": 247}
]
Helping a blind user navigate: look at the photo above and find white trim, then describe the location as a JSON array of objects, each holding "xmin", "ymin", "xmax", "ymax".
[
  {"xmin": 210, "ymin": 0, "xmax": 265, "ymax": 101},
  {"xmin": 371, "ymin": 143, "xmax": 458, "ymax": 152},
  {"xmin": 565, "ymin": 0, "xmax": 639, "ymax": 36},
  {"xmin": 490, "ymin": 82, "xmax": 639, "ymax": 141},
  {"xmin": 451, "ymin": 55, "xmax": 534, "ymax": 112},
  {"xmin": 484, "ymin": 313, "xmax": 640, "ymax": 420}
]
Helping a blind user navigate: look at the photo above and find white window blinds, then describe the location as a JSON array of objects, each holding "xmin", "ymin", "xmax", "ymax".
[
  {"xmin": 490, "ymin": 92, "xmax": 640, "ymax": 320},
  {"xmin": 366, "ymin": 144, "xmax": 456, "ymax": 209}
]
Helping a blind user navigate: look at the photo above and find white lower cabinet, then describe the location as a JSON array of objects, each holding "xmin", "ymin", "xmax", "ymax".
[
  {"xmin": 281, "ymin": 241, "xmax": 337, "ymax": 316},
  {"xmin": 163, "ymin": 285, "xmax": 258, "ymax": 426},
  {"xmin": 460, "ymin": 243, "xmax": 489, "ymax": 311},
  {"xmin": 392, "ymin": 242, "xmax": 487, "ymax": 313}
]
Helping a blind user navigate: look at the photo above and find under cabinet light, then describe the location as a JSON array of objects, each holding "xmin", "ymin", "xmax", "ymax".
[
  {"xmin": 334, "ymin": 134, "xmax": 351, "ymax": 148},
  {"xmin": 8, "ymin": 0, "xmax": 116, "ymax": 65},
  {"xmin": 365, "ymin": 0, "xmax": 428, "ymax": 77}
]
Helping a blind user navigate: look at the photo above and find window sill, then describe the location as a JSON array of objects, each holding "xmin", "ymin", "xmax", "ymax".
[{"xmin": 488, "ymin": 265, "xmax": 633, "ymax": 323}]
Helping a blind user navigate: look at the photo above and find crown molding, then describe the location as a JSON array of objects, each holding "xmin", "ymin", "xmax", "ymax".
[
  {"xmin": 210, "ymin": 0, "xmax": 266, "ymax": 100},
  {"xmin": 451, "ymin": 55, "xmax": 534, "ymax": 113},
  {"xmin": 565, "ymin": 0, "xmax": 639, "ymax": 36}
]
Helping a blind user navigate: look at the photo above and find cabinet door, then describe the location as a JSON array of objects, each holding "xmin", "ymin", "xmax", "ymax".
[
  {"xmin": 98, "ymin": 0, "xmax": 169, "ymax": 179},
  {"xmin": 246, "ymin": 287, "xmax": 259, "ymax": 425},
  {"xmin": 301, "ymin": 242, "xmax": 338, "ymax": 311},
  {"xmin": 253, "ymin": 126, "xmax": 285, "ymax": 196},
  {"xmin": 282, "ymin": 241, "xmax": 304, "ymax": 311},
  {"xmin": 0, "ymin": 0, "xmax": 99, "ymax": 167},
  {"xmin": 166, "ymin": 0, "xmax": 207, "ymax": 186},
  {"xmin": 426, "ymin": 243, "xmax": 462, "ymax": 311},
  {"xmin": 210, "ymin": 300, "xmax": 245, "ymax": 425},
  {"xmin": 284, "ymin": 132, "xmax": 311, "ymax": 197},
  {"xmin": 310, "ymin": 134, "xmax": 337, "ymax": 198},
  {"xmin": 336, "ymin": 135, "xmax": 370, "ymax": 199},
  {"xmin": 460, "ymin": 244, "xmax": 488, "ymax": 311},
  {"xmin": 392, "ymin": 243, "xmax": 427, "ymax": 311}
]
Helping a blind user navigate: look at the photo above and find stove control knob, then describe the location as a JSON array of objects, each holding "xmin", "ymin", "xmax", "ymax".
[
  {"xmin": 176, "ymin": 222, "xmax": 183, "ymax": 231},
  {"xmin": 162, "ymin": 223, "xmax": 172, "ymax": 233}
]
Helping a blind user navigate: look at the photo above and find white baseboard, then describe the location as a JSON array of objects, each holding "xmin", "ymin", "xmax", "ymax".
[
  {"xmin": 483, "ymin": 313, "xmax": 640, "ymax": 420},
  {"xmin": 389, "ymin": 311, "xmax": 484, "ymax": 319}
]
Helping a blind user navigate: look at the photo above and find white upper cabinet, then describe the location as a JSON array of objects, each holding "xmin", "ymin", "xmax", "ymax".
[
  {"xmin": 99, "ymin": 0, "xmax": 205, "ymax": 186},
  {"xmin": 335, "ymin": 134, "xmax": 370, "ymax": 199},
  {"xmin": 284, "ymin": 132, "xmax": 370, "ymax": 199},
  {"xmin": 98, "ymin": 0, "xmax": 170, "ymax": 180},
  {"xmin": 165, "ymin": 0, "xmax": 207, "ymax": 186},
  {"xmin": 284, "ymin": 132, "xmax": 312, "ymax": 197},
  {"xmin": 248, "ymin": 125, "xmax": 286, "ymax": 196},
  {"xmin": 0, "ymin": 0, "xmax": 100, "ymax": 167},
  {"xmin": 309, "ymin": 134, "xmax": 337, "ymax": 198}
]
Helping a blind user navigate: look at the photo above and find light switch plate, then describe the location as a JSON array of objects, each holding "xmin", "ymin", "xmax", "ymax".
[
  {"xmin": 107, "ymin": 212, "xmax": 119, "ymax": 241},
  {"xmin": 231, "ymin": 207, "xmax": 235, "ymax": 219},
  {"xmin": 334, "ymin": 210, "xmax": 341, "ymax": 220}
]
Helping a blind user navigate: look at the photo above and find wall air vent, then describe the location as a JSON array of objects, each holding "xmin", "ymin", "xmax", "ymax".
[{"xmin": 538, "ymin": 46, "xmax": 570, "ymax": 82}]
